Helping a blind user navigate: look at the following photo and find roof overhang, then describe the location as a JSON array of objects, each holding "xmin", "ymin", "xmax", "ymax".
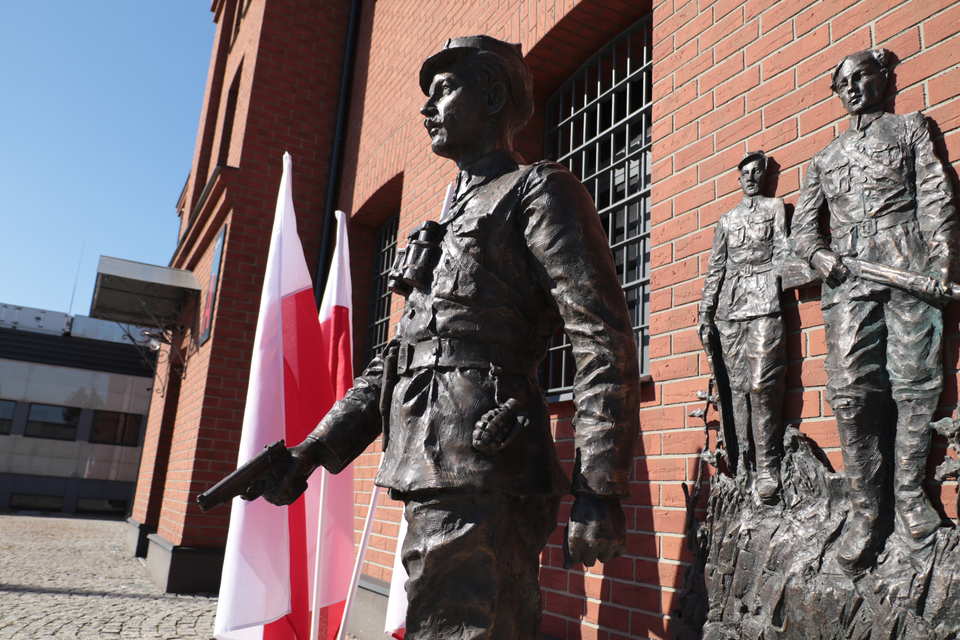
[{"xmin": 90, "ymin": 256, "xmax": 200, "ymax": 327}]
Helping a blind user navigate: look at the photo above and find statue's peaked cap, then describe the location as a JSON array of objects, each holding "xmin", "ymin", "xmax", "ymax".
[
  {"xmin": 420, "ymin": 35, "xmax": 534, "ymax": 128},
  {"xmin": 738, "ymin": 150, "xmax": 768, "ymax": 171}
]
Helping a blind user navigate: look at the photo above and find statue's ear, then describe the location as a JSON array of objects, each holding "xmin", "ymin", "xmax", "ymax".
[{"xmin": 485, "ymin": 80, "xmax": 508, "ymax": 117}]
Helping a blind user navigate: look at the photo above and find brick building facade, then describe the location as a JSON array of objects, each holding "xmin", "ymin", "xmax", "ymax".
[{"xmin": 129, "ymin": 0, "xmax": 960, "ymax": 636}]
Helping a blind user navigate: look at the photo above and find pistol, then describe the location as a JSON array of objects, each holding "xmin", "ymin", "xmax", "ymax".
[{"xmin": 196, "ymin": 440, "xmax": 293, "ymax": 511}]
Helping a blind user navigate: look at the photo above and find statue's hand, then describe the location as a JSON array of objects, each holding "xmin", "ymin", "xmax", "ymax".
[
  {"xmin": 564, "ymin": 495, "xmax": 626, "ymax": 568},
  {"xmin": 698, "ymin": 315, "xmax": 715, "ymax": 348},
  {"xmin": 810, "ymin": 249, "xmax": 849, "ymax": 287},
  {"xmin": 261, "ymin": 442, "xmax": 317, "ymax": 506}
]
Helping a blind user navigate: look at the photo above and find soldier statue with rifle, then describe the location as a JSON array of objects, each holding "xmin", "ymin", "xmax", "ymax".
[
  {"xmin": 699, "ymin": 150, "xmax": 788, "ymax": 504},
  {"xmin": 791, "ymin": 48, "xmax": 959, "ymax": 574}
]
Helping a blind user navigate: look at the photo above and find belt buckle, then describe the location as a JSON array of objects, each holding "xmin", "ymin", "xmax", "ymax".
[{"xmin": 860, "ymin": 218, "xmax": 877, "ymax": 238}]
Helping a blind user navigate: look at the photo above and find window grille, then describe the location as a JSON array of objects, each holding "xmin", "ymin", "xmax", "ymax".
[
  {"xmin": 366, "ymin": 214, "xmax": 400, "ymax": 365},
  {"xmin": 542, "ymin": 15, "xmax": 652, "ymax": 395}
]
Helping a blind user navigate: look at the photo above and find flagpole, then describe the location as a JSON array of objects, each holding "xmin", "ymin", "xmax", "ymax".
[
  {"xmin": 309, "ymin": 469, "xmax": 329, "ymax": 640},
  {"xmin": 335, "ymin": 481, "xmax": 382, "ymax": 640}
]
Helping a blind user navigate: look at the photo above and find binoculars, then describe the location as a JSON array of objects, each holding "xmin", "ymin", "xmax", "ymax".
[{"xmin": 388, "ymin": 220, "xmax": 444, "ymax": 296}]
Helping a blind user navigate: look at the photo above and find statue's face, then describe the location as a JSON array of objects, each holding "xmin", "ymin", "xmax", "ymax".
[
  {"xmin": 834, "ymin": 57, "xmax": 887, "ymax": 115},
  {"xmin": 421, "ymin": 68, "xmax": 488, "ymax": 161},
  {"xmin": 739, "ymin": 159, "xmax": 765, "ymax": 197}
]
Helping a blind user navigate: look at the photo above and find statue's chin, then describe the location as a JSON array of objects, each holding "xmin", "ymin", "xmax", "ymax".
[{"xmin": 430, "ymin": 140, "xmax": 456, "ymax": 159}]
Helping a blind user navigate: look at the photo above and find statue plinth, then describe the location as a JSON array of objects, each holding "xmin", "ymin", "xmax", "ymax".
[{"xmin": 675, "ymin": 428, "xmax": 960, "ymax": 639}]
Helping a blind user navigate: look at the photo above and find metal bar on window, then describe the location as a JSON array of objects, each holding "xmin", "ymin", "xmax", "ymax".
[
  {"xmin": 541, "ymin": 15, "xmax": 653, "ymax": 394},
  {"xmin": 366, "ymin": 215, "xmax": 399, "ymax": 366}
]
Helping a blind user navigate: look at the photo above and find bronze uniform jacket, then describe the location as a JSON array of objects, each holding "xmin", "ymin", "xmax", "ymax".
[
  {"xmin": 791, "ymin": 111, "xmax": 958, "ymax": 308},
  {"xmin": 308, "ymin": 151, "xmax": 640, "ymax": 497},
  {"xmin": 700, "ymin": 196, "xmax": 787, "ymax": 322}
]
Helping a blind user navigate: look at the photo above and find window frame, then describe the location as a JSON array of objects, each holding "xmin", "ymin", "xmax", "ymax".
[
  {"xmin": 541, "ymin": 15, "xmax": 653, "ymax": 396},
  {"xmin": 23, "ymin": 403, "xmax": 81, "ymax": 441},
  {"xmin": 89, "ymin": 410, "xmax": 143, "ymax": 447},
  {"xmin": 365, "ymin": 214, "xmax": 400, "ymax": 365}
]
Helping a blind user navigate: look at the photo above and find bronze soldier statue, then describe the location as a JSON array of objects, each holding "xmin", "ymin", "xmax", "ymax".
[
  {"xmin": 263, "ymin": 35, "xmax": 639, "ymax": 638},
  {"xmin": 700, "ymin": 151, "xmax": 788, "ymax": 504},
  {"xmin": 792, "ymin": 49, "xmax": 958, "ymax": 572}
]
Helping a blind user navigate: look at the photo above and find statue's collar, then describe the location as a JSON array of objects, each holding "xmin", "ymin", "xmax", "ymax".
[
  {"xmin": 453, "ymin": 150, "xmax": 523, "ymax": 202},
  {"xmin": 459, "ymin": 149, "xmax": 521, "ymax": 181},
  {"xmin": 849, "ymin": 110, "xmax": 884, "ymax": 133}
]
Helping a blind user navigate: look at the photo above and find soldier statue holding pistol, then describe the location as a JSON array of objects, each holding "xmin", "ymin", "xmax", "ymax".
[
  {"xmin": 257, "ymin": 36, "xmax": 640, "ymax": 639},
  {"xmin": 700, "ymin": 151, "xmax": 788, "ymax": 504},
  {"xmin": 792, "ymin": 49, "xmax": 958, "ymax": 573}
]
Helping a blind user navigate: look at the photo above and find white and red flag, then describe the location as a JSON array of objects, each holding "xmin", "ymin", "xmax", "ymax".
[
  {"xmin": 214, "ymin": 152, "xmax": 354, "ymax": 640},
  {"xmin": 384, "ymin": 513, "xmax": 408, "ymax": 639}
]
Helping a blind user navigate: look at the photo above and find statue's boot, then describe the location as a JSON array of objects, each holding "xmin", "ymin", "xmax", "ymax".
[
  {"xmin": 751, "ymin": 390, "xmax": 783, "ymax": 504},
  {"xmin": 894, "ymin": 397, "xmax": 942, "ymax": 540},
  {"xmin": 834, "ymin": 402, "xmax": 884, "ymax": 573}
]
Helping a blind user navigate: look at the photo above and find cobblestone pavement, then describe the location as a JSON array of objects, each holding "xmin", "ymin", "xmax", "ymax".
[{"xmin": 0, "ymin": 514, "xmax": 217, "ymax": 639}]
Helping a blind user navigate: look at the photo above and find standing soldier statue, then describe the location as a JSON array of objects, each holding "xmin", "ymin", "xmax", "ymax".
[
  {"xmin": 699, "ymin": 151, "xmax": 788, "ymax": 504},
  {"xmin": 792, "ymin": 49, "xmax": 958, "ymax": 573},
  {"xmin": 259, "ymin": 36, "xmax": 640, "ymax": 638}
]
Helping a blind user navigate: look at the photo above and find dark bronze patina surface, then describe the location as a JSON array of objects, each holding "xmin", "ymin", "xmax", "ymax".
[
  {"xmin": 263, "ymin": 34, "xmax": 640, "ymax": 639},
  {"xmin": 678, "ymin": 49, "xmax": 960, "ymax": 640},
  {"xmin": 699, "ymin": 150, "xmax": 788, "ymax": 505},
  {"xmin": 792, "ymin": 48, "xmax": 958, "ymax": 570}
]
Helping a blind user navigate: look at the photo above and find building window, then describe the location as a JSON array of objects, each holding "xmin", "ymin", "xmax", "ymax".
[
  {"xmin": 24, "ymin": 404, "xmax": 81, "ymax": 441},
  {"xmin": 0, "ymin": 399, "xmax": 14, "ymax": 435},
  {"xmin": 542, "ymin": 15, "xmax": 652, "ymax": 394},
  {"xmin": 218, "ymin": 64, "xmax": 242, "ymax": 167},
  {"xmin": 90, "ymin": 411, "xmax": 143, "ymax": 447},
  {"xmin": 366, "ymin": 214, "xmax": 400, "ymax": 365}
]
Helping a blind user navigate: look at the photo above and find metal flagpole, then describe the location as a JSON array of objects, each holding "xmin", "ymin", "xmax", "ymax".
[
  {"xmin": 309, "ymin": 469, "xmax": 329, "ymax": 640},
  {"xmin": 335, "ymin": 481, "xmax": 382, "ymax": 640}
]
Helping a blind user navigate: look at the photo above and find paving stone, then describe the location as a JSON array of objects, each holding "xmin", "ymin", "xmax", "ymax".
[{"xmin": 0, "ymin": 514, "xmax": 216, "ymax": 639}]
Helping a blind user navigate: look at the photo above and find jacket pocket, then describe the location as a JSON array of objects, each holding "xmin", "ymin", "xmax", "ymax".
[{"xmin": 823, "ymin": 161, "xmax": 851, "ymax": 198}]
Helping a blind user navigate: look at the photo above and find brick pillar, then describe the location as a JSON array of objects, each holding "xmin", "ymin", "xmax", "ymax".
[{"xmin": 127, "ymin": 354, "xmax": 182, "ymax": 558}]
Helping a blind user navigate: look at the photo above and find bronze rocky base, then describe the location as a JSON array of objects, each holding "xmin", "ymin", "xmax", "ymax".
[{"xmin": 673, "ymin": 428, "xmax": 960, "ymax": 639}]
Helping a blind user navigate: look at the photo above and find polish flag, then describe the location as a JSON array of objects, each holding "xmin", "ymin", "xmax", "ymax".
[
  {"xmin": 214, "ymin": 152, "xmax": 354, "ymax": 640},
  {"xmin": 383, "ymin": 512, "xmax": 408, "ymax": 639}
]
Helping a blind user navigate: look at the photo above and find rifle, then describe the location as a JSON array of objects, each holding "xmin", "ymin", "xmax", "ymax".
[
  {"xmin": 842, "ymin": 258, "xmax": 960, "ymax": 303},
  {"xmin": 196, "ymin": 440, "xmax": 294, "ymax": 511},
  {"xmin": 698, "ymin": 325, "xmax": 739, "ymax": 475}
]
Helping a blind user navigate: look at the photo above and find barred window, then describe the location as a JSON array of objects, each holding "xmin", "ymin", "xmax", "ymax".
[
  {"xmin": 542, "ymin": 15, "xmax": 652, "ymax": 395},
  {"xmin": 366, "ymin": 214, "xmax": 400, "ymax": 365}
]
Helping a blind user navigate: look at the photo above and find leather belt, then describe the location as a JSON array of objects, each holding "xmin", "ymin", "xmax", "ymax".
[
  {"xmin": 396, "ymin": 337, "xmax": 528, "ymax": 376},
  {"xmin": 728, "ymin": 262, "xmax": 774, "ymax": 276},
  {"xmin": 833, "ymin": 209, "xmax": 915, "ymax": 239}
]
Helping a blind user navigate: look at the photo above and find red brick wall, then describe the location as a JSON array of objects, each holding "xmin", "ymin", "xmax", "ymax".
[{"xmin": 135, "ymin": 0, "xmax": 351, "ymax": 548}]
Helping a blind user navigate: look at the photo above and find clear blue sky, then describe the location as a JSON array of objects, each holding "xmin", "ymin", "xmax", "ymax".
[{"xmin": 0, "ymin": 3, "xmax": 215, "ymax": 315}]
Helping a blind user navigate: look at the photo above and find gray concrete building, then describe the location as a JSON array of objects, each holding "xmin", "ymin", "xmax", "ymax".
[{"xmin": 0, "ymin": 304, "xmax": 154, "ymax": 515}]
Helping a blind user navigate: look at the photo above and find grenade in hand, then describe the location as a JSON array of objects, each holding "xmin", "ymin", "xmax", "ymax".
[{"xmin": 473, "ymin": 398, "xmax": 528, "ymax": 455}]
